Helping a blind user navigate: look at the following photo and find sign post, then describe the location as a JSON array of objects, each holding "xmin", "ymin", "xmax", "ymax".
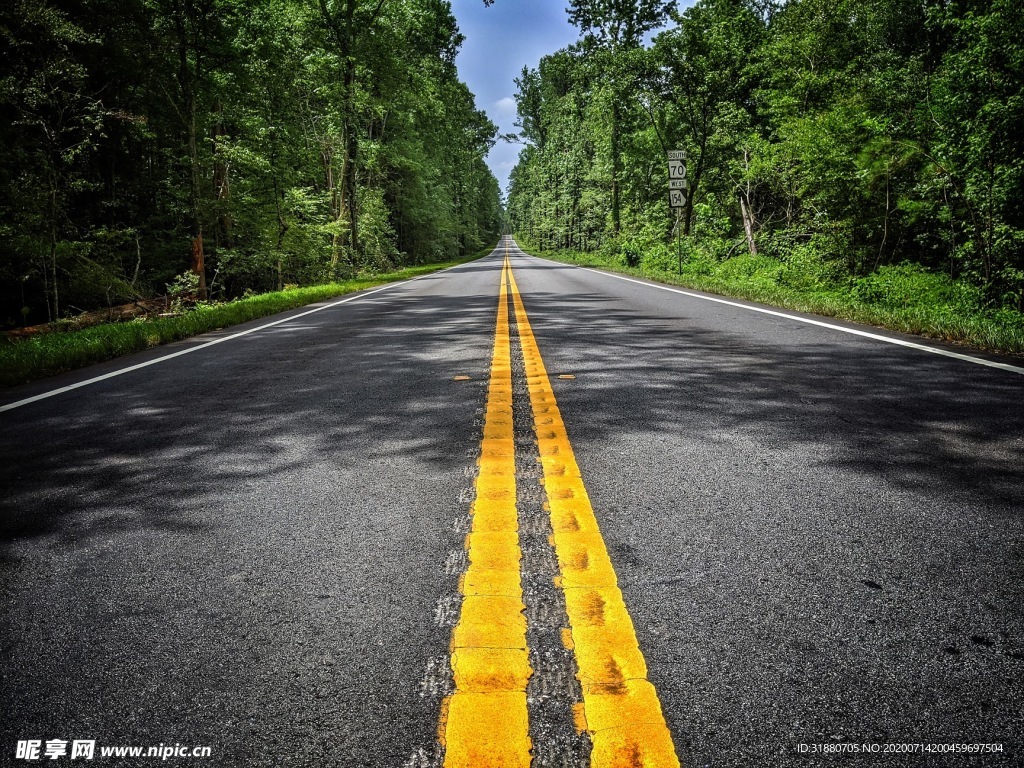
[{"xmin": 667, "ymin": 150, "xmax": 688, "ymax": 273}]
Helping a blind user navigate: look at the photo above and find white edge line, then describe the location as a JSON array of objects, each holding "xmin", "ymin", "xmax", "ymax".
[
  {"xmin": 515, "ymin": 246, "xmax": 1024, "ymax": 376},
  {"xmin": 0, "ymin": 258, "xmax": 488, "ymax": 414}
]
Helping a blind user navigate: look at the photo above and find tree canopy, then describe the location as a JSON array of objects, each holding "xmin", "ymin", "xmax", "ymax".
[
  {"xmin": 0, "ymin": 0, "xmax": 503, "ymax": 325},
  {"xmin": 506, "ymin": 0, "xmax": 1024, "ymax": 311}
]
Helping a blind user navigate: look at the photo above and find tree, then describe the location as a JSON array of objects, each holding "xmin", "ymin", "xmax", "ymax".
[
  {"xmin": 567, "ymin": 0, "xmax": 674, "ymax": 236},
  {"xmin": 650, "ymin": 0, "xmax": 764, "ymax": 237},
  {"xmin": 0, "ymin": 0, "xmax": 502, "ymax": 326},
  {"xmin": 507, "ymin": 0, "xmax": 1024, "ymax": 313}
]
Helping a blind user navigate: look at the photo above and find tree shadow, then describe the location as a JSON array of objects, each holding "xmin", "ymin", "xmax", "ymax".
[{"xmin": 508, "ymin": 255, "xmax": 1024, "ymax": 509}]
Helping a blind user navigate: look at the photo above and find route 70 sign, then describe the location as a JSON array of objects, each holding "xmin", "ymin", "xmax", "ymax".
[{"xmin": 667, "ymin": 150, "xmax": 688, "ymax": 208}]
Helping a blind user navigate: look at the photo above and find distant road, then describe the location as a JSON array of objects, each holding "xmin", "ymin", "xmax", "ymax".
[{"xmin": 3, "ymin": 237, "xmax": 1022, "ymax": 767}]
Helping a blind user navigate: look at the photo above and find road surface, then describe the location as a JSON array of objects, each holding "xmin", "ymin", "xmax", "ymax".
[{"xmin": 2, "ymin": 237, "xmax": 1022, "ymax": 767}]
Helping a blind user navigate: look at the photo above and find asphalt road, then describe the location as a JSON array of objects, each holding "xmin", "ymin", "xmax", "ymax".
[{"xmin": 2, "ymin": 237, "xmax": 1022, "ymax": 767}]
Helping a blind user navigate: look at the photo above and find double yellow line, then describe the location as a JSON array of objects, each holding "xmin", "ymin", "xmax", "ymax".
[
  {"xmin": 440, "ymin": 249, "xmax": 680, "ymax": 767},
  {"xmin": 440, "ymin": 250, "xmax": 532, "ymax": 767}
]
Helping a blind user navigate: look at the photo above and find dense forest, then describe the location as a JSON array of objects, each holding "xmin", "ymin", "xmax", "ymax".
[
  {"xmin": 0, "ymin": 0, "xmax": 502, "ymax": 328},
  {"xmin": 507, "ymin": 0, "xmax": 1024, "ymax": 318}
]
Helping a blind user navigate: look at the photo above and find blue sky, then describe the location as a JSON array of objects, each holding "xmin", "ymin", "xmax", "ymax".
[
  {"xmin": 449, "ymin": 0, "xmax": 690, "ymax": 196},
  {"xmin": 450, "ymin": 0, "xmax": 580, "ymax": 196}
]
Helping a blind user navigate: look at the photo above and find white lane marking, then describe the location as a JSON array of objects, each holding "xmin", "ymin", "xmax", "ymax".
[
  {"xmin": 0, "ymin": 258, "xmax": 495, "ymax": 414},
  {"xmin": 512, "ymin": 247, "xmax": 1024, "ymax": 376}
]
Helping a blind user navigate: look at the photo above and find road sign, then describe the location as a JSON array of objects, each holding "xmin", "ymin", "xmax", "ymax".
[
  {"xmin": 667, "ymin": 150, "xmax": 689, "ymax": 274},
  {"xmin": 668, "ymin": 161, "xmax": 687, "ymax": 180}
]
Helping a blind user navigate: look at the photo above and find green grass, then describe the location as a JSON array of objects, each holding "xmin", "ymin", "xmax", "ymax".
[
  {"xmin": 519, "ymin": 242, "xmax": 1024, "ymax": 358},
  {"xmin": 0, "ymin": 253, "xmax": 484, "ymax": 388}
]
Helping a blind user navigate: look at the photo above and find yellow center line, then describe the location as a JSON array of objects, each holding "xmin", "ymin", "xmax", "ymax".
[
  {"xmin": 441, "ymin": 253, "xmax": 532, "ymax": 768},
  {"xmin": 506, "ymin": 258, "xmax": 681, "ymax": 768}
]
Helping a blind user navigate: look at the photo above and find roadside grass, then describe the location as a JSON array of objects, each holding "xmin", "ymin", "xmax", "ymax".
[
  {"xmin": 519, "ymin": 242, "xmax": 1024, "ymax": 358},
  {"xmin": 0, "ymin": 254, "xmax": 484, "ymax": 388}
]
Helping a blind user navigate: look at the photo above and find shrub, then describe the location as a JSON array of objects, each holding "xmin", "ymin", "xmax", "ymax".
[{"xmin": 853, "ymin": 263, "xmax": 982, "ymax": 311}]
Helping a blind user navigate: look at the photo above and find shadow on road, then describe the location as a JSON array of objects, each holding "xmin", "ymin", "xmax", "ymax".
[
  {"xmin": 508, "ymin": 256, "xmax": 1024, "ymax": 509},
  {"xmin": 0, "ymin": 261, "xmax": 502, "ymax": 550}
]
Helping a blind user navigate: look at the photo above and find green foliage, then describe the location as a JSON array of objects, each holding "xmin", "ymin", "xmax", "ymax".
[
  {"xmin": 0, "ymin": 252, "xmax": 488, "ymax": 387},
  {"xmin": 852, "ymin": 263, "xmax": 984, "ymax": 313},
  {"xmin": 523, "ymin": 243, "xmax": 1024, "ymax": 355},
  {"xmin": 507, "ymin": 0, "xmax": 1024, "ymax": 341},
  {"xmin": 167, "ymin": 271, "xmax": 200, "ymax": 299},
  {"xmin": 357, "ymin": 187, "xmax": 400, "ymax": 271},
  {"xmin": 568, "ymin": 0, "xmax": 674, "ymax": 49},
  {"xmin": 0, "ymin": 0, "xmax": 502, "ymax": 330}
]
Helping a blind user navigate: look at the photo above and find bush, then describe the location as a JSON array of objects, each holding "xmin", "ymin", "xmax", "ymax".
[
  {"xmin": 515, "ymin": 241, "xmax": 1024, "ymax": 355},
  {"xmin": 777, "ymin": 241, "xmax": 848, "ymax": 292},
  {"xmin": 853, "ymin": 262, "xmax": 982, "ymax": 311},
  {"xmin": 0, "ymin": 251, "xmax": 490, "ymax": 388},
  {"xmin": 715, "ymin": 254, "xmax": 785, "ymax": 286}
]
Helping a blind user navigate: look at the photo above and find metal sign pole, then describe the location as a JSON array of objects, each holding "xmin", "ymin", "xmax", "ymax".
[
  {"xmin": 667, "ymin": 149, "xmax": 688, "ymax": 275},
  {"xmin": 676, "ymin": 209, "xmax": 683, "ymax": 274}
]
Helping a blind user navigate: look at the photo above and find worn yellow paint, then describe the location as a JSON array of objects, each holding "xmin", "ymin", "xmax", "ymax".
[
  {"xmin": 440, "ymin": 256, "xmax": 532, "ymax": 768},
  {"xmin": 453, "ymin": 375, "xmax": 472, "ymax": 381},
  {"xmin": 506, "ymin": 263, "xmax": 681, "ymax": 768}
]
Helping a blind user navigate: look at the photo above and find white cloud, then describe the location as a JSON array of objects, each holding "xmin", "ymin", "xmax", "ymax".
[{"xmin": 493, "ymin": 96, "xmax": 517, "ymax": 118}]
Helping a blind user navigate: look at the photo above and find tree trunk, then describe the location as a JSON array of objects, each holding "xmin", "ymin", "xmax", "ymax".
[
  {"xmin": 212, "ymin": 97, "xmax": 232, "ymax": 247},
  {"xmin": 49, "ymin": 177, "xmax": 59, "ymax": 319},
  {"xmin": 683, "ymin": 171, "xmax": 696, "ymax": 238},
  {"xmin": 683, "ymin": 144, "xmax": 705, "ymax": 237},
  {"xmin": 738, "ymin": 148, "xmax": 757, "ymax": 257},
  {"xmin": 177, "ymin": 2, "xmax": 208, "ymax": 300},
  {"xmin": 274, "ymin": 175, "xmax": 289, "ymax": 290},
  {"xmin": 739, "ymin": 192, "xmax": 757, "ymax": 256},
  {"xmin": 330, "ymin": 147, "xmax": 349, "ymax": 273},
  {"xmin": 323, "ymin": 146, "xmax": 336, "ymax": 217},
  {"xmin": 610, "ymin": 99, "xmax": 621, "ymax": 237},
  {"xmin": 191, "ymin": 230, "xmax": 206, "ymax": 293},
  {"xmin": 343, "ymin": 58, "xmax": 359, "ymax": 256},
  {"xmin": 323, "ymin": 0, "xmax": 360, "ymax": 274},
  {"xmin": 50, "ymin": 227, "xmax": 59, "ymax": 320},
  {"xmin": 342, "ymin": 0, "xmax": 359, "ymax": 257}
]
